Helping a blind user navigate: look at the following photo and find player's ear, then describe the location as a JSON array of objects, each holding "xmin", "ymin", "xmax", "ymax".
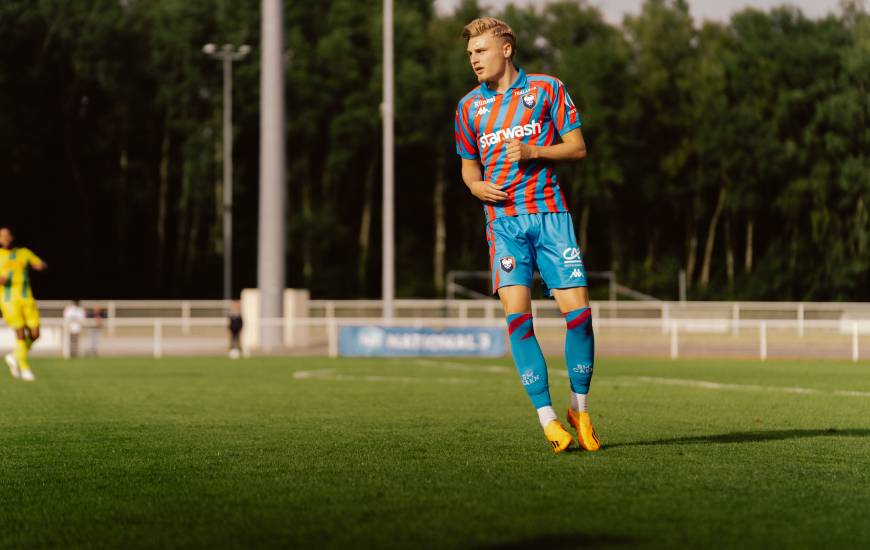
[{"xmin": 502, "ymin": 42, "xmax": 512, "ymax": 60}]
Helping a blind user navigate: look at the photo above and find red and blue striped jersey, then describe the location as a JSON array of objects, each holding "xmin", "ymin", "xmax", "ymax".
[{"xmin": 454, "ymin": 68, "xmax": 581, "ymax": 223}]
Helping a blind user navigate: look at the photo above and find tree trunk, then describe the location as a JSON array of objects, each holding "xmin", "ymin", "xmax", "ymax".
[
  {"xmin": 156, "ymin": 120, "xmax": 171, "ymax": 278},
  {"xmin": 685, "ymin": 222, "xmax": 698, "ymax": 288},
  {"xmin": 699, "ymin": 186, "xmax": 726, "ymax": 287},
  {"xmin": 609, "ymin": 216, "xmax": 622, "ymax": 274},
  {"xmin": 302, "ymin": 179, "xmax": 313, "ymax": 286},
  {"xmin": 358, "ymin": 158, "xmax": 375, "ymax": 293},
  {"xmin": 724, "ymin": 213, "xmax": 734, "ymax": 286},
  {"xmin": 744, "ymin": 218, "xmax": 754, "ymax": 273},
  {"xmin": 433, "ymin": 153, "xmax": 447, "ymax": 296},
  {"xmin": 579, "ymin": 203, "xmax": 590, "ymax": 252},
  {"xmin": 118, "ymin": 136, "xmax": 129, "ymax": 250},
  {"xmin": 176, "ymin": 156, "xmax": 192, "ymax": 279}
]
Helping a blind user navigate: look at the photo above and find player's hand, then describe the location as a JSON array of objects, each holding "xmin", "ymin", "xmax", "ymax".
[
  {"xmin": 506, "ymin": 139, "xmax": 537, "ymax": 162},
  {"xmin": 469, "ymin": 180, "xmax": 509, "ymax": 204}
]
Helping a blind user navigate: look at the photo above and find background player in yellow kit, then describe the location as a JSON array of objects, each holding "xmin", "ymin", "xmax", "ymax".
[{"xmin": 0, "ymin": 226, "xmax": 47, "ymax": 381}]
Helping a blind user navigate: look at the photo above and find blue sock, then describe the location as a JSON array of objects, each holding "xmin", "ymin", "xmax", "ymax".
[
  {"xmin": 564, "ymin": 307, "xmax": 595, "ymax": 394},
  {"xmin": 506, "ymin": 313, "xmax": 551, "ymax": 409}
]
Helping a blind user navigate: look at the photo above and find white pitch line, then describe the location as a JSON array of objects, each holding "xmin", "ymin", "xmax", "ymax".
[
  {"xmin": 293, "ymin": 369, "xmax": 473, "ymax": 385},
  {"xmin": 628, "ymin": 376, "xmax": 870, "ymax": 398},
  {"xmin": 413, "ymin": 359, "xmax": 511, "ymax": 373},
  {"xmin": 293, "ymin": 363, "xmax": 870, "ymax": 398}
]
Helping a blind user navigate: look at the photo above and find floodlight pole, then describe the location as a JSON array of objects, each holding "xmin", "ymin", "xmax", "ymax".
[
  {"xmin": 258, "ymin": 0, "xmax": 286, "ymax": 350},
  {"xmin": 382, "ymin": 0, "xmax": 395, "ymax": 320},
  {"xmin": 203, "ymin": 42, "xmax": 251, "ymax": 308}
]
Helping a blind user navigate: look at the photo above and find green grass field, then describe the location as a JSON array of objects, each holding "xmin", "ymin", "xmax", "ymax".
[{"xmin": 1, "ymin": 356, "xmax": 868, "ymax": 549}]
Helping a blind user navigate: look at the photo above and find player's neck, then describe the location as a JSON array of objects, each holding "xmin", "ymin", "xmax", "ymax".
[{"xmin": 488, "ymin": 63, "xmax": 519, "ymax": 94}]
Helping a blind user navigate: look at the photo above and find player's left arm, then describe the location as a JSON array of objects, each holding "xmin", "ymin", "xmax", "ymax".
[
  {"xmin": 506, "ymin": 128, "xmax": 586, "ymax": 162},
  {"xmin": 28, "ymin": 251, "xmax": 47, "ymax": 272},
  {"xmin": 506, "ymin": 78, "xmax": 586, "ymax": 163}
]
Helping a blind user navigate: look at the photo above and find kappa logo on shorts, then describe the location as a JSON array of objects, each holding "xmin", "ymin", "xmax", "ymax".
[
  {"xmin": 499, "ymin": 257, "xmax": 515, "ymax": 273},
  {"xmin": 570, "ymin": 269, "xmax": 584, "ymax": 279}
]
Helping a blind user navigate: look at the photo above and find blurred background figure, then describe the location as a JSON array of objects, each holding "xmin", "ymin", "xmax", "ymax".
[
  {"xmin": 87, "ymin": 304, "xmax": 106, "ymax": 357},
  {"xmin": 228, "ymin": 301, "xmax": 243, "ymax": 359},
  {"xmin": 63, "ymin": 300, "xmax": 86, "ymax": 358}
]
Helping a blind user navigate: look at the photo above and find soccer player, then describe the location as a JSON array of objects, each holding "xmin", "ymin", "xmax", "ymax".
[
  {"xmin": 454, "ymin": 18, "xmax": 600, "ymax": 453},
  {"xmin": 0, "ymin": 226, "xmax": 47, "ymax": 381}
]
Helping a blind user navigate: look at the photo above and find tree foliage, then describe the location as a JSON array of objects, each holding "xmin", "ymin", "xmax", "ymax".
[{"xmin": 0, "ymin": 0, "xmax": 867, "ymax": 300}]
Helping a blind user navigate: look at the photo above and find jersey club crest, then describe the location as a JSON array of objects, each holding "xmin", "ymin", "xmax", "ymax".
[{"xmin": 522, "ymin": 92, "xmax": 536, "ymax": 109}]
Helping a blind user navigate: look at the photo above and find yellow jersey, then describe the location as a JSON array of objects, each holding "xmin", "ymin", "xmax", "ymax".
[{"xmin": 0, "ymin": 247, "xmax": 44, "ymax": 303}]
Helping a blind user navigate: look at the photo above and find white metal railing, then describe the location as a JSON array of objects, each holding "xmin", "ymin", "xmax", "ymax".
[{"xmin": 9, "ymin": 316, "xmax": 869, "ymax": 362}]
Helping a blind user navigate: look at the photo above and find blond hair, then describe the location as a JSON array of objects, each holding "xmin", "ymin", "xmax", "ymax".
[{"xmin": 462, "ymin": 17, "xmax": 516, "ymax": 61}]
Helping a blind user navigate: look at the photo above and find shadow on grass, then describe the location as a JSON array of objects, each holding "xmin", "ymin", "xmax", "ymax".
[
  {"xmin": 480, "ymin": 533, "xmax": 637, "ymax": 549},
  {"xmin": 607, "ymin": 428, "xmax": 870, "ymax": 449}
]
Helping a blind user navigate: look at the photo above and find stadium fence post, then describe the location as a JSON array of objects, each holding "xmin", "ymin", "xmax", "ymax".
[
  {"xmin": 153, "ymin": 319, "xmax": 163, "ymax": 359},
  {"xmin": 328, "ymin": 319, "xmax": 338, "ymax": 358},
  {"xmin": 661, "ymin": 302, "xmax": 669, "ymax": 334},
  {"xmin": 731, "ymin": 303, "xmax": 740, "ymax": 337},
  {"xmin": 797, "ymin": 303, "xmax": 805, "ymax": 337},
  {"xmin": 108, "ymin": 301, "xmax": 116, "ymax": 335},
  {"xmin": 670, "ymin": 321, "xmax": 679, "ymax": 360},
  {"xmin": 852, "ymin": 321, "xmax": 859, "ymax": 363},
  {"xmin": 759, "ymin": 321, "xmax": 767, "ymax": 361},
  {"xmin": 182, "ymin": 301, "xmax": 191, "ymax": 335}
]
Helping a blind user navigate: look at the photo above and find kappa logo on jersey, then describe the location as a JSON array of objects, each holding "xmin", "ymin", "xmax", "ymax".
[
  {"xmin": 479, "ymin": 121, "xmax": 542, "ymax": 149},
  {"xmin": 475, "ymin": 106, "xmax": 489, "ymax": 118},
  {"xmin": 522, "ymin": 92, "xmax": 536, "ymax": 109},
  {"xmin": 499, "ymin": 256, "xmax": 515, "ymax": 273}
]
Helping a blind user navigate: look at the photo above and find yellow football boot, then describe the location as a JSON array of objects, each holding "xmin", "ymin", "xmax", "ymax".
[
  {"xmin": 543, "ymin": 420, "xmax": 573, "ymax": 453},
  {"xmin": 567, "ymin": 409, "xmax": 601, "ymax": 451}
]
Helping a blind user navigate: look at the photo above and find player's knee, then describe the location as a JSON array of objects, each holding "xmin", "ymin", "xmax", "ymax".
[{"xmin": 498, "ymin": 285, "xmax": 532, "ymax": 315}]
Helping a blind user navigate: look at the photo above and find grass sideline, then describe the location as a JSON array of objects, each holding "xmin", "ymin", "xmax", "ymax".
[{"xmin": 1, "ymin": 356, "xmax": 868, "ymax": 548}]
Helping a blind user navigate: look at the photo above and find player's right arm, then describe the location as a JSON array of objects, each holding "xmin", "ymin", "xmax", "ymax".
[
  {"xmin": 455, "ymin": 100, "xmax": 508, "ymax": 205},
  {"xmin": 461, "ymin": 158, "xmax": 508, "ymax": 204}
]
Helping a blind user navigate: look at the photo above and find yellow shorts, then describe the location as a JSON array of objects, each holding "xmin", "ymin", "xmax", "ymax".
[{"xmin": 0, "ymin": 298, "xmax": 41, "ymax": 330}]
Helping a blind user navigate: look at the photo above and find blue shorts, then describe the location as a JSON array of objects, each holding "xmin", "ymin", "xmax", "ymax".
[{"xmin": 486, "ymin": 212, "xmax": 588, "ymax": 297}]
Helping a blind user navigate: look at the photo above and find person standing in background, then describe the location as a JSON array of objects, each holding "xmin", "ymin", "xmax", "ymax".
[
  {"xmin": 228, "ymin": 301, "xmax": 243, "ymax": 359},
  {"xmin": 87, "ymin": 304, "xmax": 106, "ymax": 356},
  {"xmin": 63, "ymin": 300, "xmax": 86, "ymax": 358}
]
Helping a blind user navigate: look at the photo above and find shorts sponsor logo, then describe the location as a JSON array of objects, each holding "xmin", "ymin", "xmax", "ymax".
[
  {"xmin": 522, "ymin": 92, "xmax": 536, "ymax": 109},
  {"xmin": 570, "ymin": 269, "xmax": 584, "ymax": 279},
  {"xmin": 499, "ymin": 256, "xmax": 515, "ymax": 273},
  {"xmin": 562, "ymin": 247, "xmax": 584, "ymax": 266},
  {"xmin": 521, "ymin": 369, "xmax": 540, "ymax": 386},
  {"xmin": 573, "ymin": 363, "xmax": 593, "ymax": 375},
  {"xmin": 479, "ymin": 121, "xmax": 542, "ymax": 149}
]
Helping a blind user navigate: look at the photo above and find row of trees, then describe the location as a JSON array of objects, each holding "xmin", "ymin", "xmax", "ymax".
[{"xmin": 0, "ymin": 0, "xmax": 868, "ymax": 300}]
